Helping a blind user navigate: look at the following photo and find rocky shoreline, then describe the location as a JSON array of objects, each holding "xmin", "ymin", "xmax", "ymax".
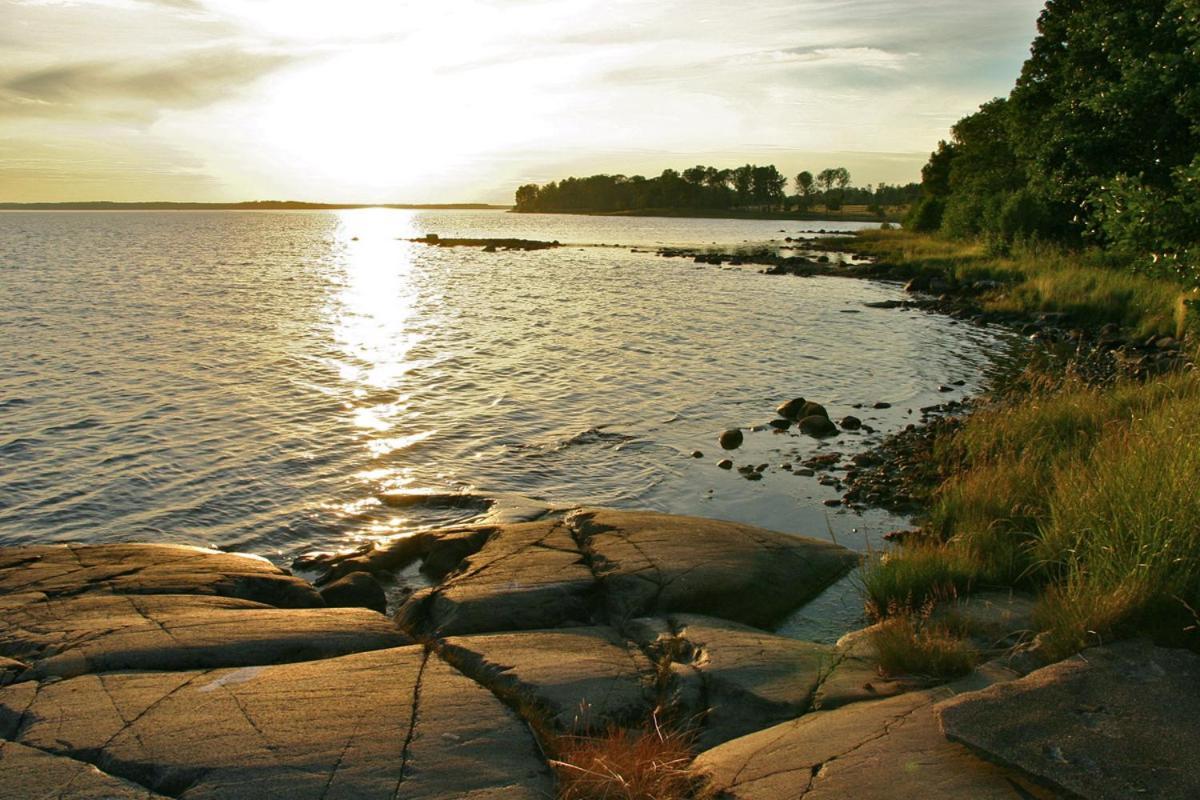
[{"xmin": 3, "ymin": 508, "xmax": 1195, "ymax": 798}]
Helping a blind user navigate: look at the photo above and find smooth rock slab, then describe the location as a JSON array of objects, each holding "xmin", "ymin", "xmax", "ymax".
[
  {"xmin": 0, "ymin": 544, "xmax": 321, "ymax": 608},
  {"xmin": 694, "ymin": 668, "xmax": 1051, "ymax": 800},
  {"xmin": 440, "ymin": 626, "xmax": 655, "ymax": 730},
  {"xmin": 1, "ymin": 645, "xmax": 553, "ymax": 800},
  {"xmin": 0, "ymin": 592, "xmax": 409, "ymax": 680},
  {"xmin": 574, "ymin": 508, "xmax": 858, "ymax": 628},
  {"xmin": 938, "ymin": 641, "xmax": 1200, "ymax": 800},
  {"xmin": 0, "ymin": 739, "xmax": 171, "ymax": 800}
]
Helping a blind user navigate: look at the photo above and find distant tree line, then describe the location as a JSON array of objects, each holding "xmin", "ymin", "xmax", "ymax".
[
  {"xmin": 514, "ymin": 164, "xmax": 919, "ymax": 215},
  {"xmin": 908, "ymin": 0, "xmax": 1200, "ymax": 284}
]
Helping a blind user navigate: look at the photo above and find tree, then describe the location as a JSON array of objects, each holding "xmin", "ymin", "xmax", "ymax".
[
  {"xmin": 732, "ymin": 165, "xmax": 755, "ymax": 203},
  {"xmin": 795, "ymin": 171, "xmax": 815, "ymax": 209}
]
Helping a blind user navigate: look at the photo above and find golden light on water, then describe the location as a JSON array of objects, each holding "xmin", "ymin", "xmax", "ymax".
[{"xmin": 324, "ymin": 208, "xmax": 432, "ymax": 538}]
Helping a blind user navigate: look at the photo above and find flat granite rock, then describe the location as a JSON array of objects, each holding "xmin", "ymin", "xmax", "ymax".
[
  {"xmin": 937, "ymin": 640, "xmax": 1200, "ymax": 800},
  {"xmin": 0, "ymin": 544, "xmax": 321, "ymax": 608},
  {"xmin": 694, "ymin": 668, "xmax": 1052, "ymax": 800},
  {"xmin": 0, "ymin": 592, "xmax": 410, "ymax": 681},
  {"xmin": 380, "ymin": 508, "xmax": 858, "ymax": 637},
  {"xmin": 415, "ymin": 519, "xmax": 596, "ymax": 635},
  {"xmin": 574, "ymin": 509, "xmax": 858, "ymax": 629},
  {"xmin": 0, "ymin": 739, "xmax": 172, "ymax": 800},
  {"xmin": 440, "ymin": 626, "xmax": 656, "ymax": 730},
  {"xmin": 0, "ymin": 645, "xmax": 553, "ymax": 800},
  {"xmin": 630, "ymin": 614, "xmax": 838, "ymax": 747}
]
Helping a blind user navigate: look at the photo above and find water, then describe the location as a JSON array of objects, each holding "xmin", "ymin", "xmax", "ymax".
[{"xmin": 1, "ymin": 209, "xmax": 1011, "ymax": 637}]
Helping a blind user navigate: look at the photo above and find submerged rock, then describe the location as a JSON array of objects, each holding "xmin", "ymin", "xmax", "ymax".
[{"xmin": 840, "ymin": 415, "xmax": 862, "ymax": 430}]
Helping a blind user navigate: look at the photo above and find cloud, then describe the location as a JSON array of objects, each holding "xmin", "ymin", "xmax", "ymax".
[
  {"xmin": 753, "ymin": 46, "xmax": 914, "ymax": 70},
  {"xmin": 0, "ymin": 48, "xmax": 300, "ymax": 121}
]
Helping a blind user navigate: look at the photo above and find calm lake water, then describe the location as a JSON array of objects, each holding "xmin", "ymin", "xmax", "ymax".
[{"xmin": 0, "ymin": 209, "xmax": 1011, "ymax": 636}]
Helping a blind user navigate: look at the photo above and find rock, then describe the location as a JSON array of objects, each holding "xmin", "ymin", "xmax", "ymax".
[
  {"xmin": 0, "ymin": 592, "xmax": 409, "ymax": 681},
  {"xmin": 839, "ymin": 415, "xmax": 862, "ymax": 430},
  {"xmin": 798, "ymin": 401, "xmax": 829, "ymax": 419},
  {"xmin": 798, "ymin": 415, "xmax": 839, "ymax": 437},
  {"xmin": 719, "ymin": 429, "xmax": 744, "ymax": 450},
  {"xmin": 575, "ymin": 509, "xmax": 857, "ymax": 630},
  {"xmin": 0, "ymin": 739, "xmax": 171, "ymax": 799},
  {"xmin": 717, "ymin": 459, "xmax": 734, "ymax": 470},
  {"xmin": 873, "ymin": 401, "xmax": 891, "ymax": 409},
  {"xmin": 767, "ymin": 418, "xmax": 791, "ymax": 430},
  {"xmin": 776, "ymin": 397, "xmax": 808, "ymax": 420},
  {"xmin": 0, "ymin": 657, "xmax": 26, "ymax": 687},
  {"xmin": 405, "ymin": 519, "xmax": 594, "ymax": 636},
  {"xmin": 440, "ymin": 626, "xmax": 655, "ymax": 731},
  {"xmin": 0, "ymin": 544, "xmax": 321, "ymax": 608},
  {"xmin": 691, "ymin": 450, "xmax": 704, "ymax": 458},
  {"xmin": 695, "ymin": 672, "xmax": 1050, "ymax": 800},
  {"xmin": 633, "ymin": 615, "xmax": 838, "ymax": 747},
  {"xmin": 319, "ymin": 570, "xmax": 388, "ymax": 613},
  {"xmin": 937, "ymin": 641, "xmax": 1200, "ymax": 800},
  {"xmin": 938, "ymin": 384, "xmax": 953, "ymax": 392},
  {"xmin": 0, "ymin": 645, "xmax": 554, "ymax": 799},
  {"xmin": 929, "ymin": 591, "xmax": 1037, "ymax": 650}
]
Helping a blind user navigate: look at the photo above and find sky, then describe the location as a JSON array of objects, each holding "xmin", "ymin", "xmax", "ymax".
[{"xmin": 0, "ymin": 0, "xmax": 1046, "ymax": 203}]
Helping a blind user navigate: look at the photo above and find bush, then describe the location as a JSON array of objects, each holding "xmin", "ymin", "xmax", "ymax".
[{"xmin": 905, "ymin": 196, "xmax": 945, "ymax": 232}]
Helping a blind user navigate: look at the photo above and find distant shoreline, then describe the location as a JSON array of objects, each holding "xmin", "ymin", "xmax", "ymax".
[
  {"xmin": 512, "ymin": 206, "xmax": 900, "ymax": 223},
  {"xmin": 0, "ymin": 202, "xmax": 510, "ymax": 211}
]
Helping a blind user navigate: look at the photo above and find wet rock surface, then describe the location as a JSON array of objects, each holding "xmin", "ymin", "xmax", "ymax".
[{"xmin": 938, "ymin": 641, "xmax": 1200, "ymax": 800}]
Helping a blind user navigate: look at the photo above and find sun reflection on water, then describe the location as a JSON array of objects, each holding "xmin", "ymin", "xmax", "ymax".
[{"xmin": 324, "ymin": 208, "xmax": 433, "ymax": 542}]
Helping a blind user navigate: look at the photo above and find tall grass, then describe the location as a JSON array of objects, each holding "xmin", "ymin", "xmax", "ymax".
[
  {"xmin": 865, "ymin": 369, "xmax": 1200, "ymax": 658},
  {"xmin": 836, "ymin": 230, "xmax": 1194, "ymax": 340}
]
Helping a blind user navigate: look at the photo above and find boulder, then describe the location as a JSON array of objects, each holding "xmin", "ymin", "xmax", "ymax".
[
  {"xmin": 798, "ymin": 415, "xmax": 838, "ymax": 437},
  {"xmin": 718, "ymin": 429, "xmax": 744, "ymax": 450},
  {"xmin": 0, "ymin": 645, "xmax": 554, "ymax": 799},
  {"xmin": 775, "ymin": 397, "xmax": 808, "ymax": 420},
  {"xmin": 0, "ymin": 544, "xmax": 321, "ymax": 608},
  {"xmin": 440, "ymin": 626, "xmax": 655, "ymax": 730},
  {"xmin": 319, "ymin": 570, "xmax": 388, "ymax": 613},
  {"xmin": 575, "ymin": 509, "xmax": 857, "ymax": 629},
  {"xmin": 0, "ymin": 592, "xmax": 408, "ymax": 681},
  {"xmin": 394, "ymin": 509, "xmax": 857, "ymax": 637},
  {"xmin": 937, "ymin": 641, "xmax": 1200, "ymax": 800}
]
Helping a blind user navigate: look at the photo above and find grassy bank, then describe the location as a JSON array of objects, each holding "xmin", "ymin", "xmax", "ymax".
[
  {"xmin": 834, "ymin": 229, "xmax": 1194, "ymax": 340},
  {"xmin": 854, "ymin": 231, "xmax": 1200, "ymax": 664}
]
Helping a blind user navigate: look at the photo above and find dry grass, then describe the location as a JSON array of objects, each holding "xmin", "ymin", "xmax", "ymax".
[{"xmin": 550, "ymin": 715, "xmax": 714, "ymax": 800}]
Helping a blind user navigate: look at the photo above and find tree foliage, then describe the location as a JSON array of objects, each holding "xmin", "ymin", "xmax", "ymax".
[
  {"xmin": 515, "ymin": 164, "xmax": 916, "ymax": 214},
  {"xmin": 912, "ymin": 0, "xmax": 1200, "ymax": 282}
]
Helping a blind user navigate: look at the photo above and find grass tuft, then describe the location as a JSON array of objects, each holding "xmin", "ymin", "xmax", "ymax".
[{"xmin": 869, "ymin": 605, "xmax": 978, "ymax": 679}]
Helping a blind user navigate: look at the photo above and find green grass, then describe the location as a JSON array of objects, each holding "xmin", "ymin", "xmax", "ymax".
[
  {"xmin": 869, "ymin": 610, "xmax": 978, "ymax": 679},
  {"xmin": 865, "ymin": 369, "xmax": 1200, "ymax": 659},
  {"xmin": 834, "ymin": 230, "xmax": 1195, "ymax": 340}
]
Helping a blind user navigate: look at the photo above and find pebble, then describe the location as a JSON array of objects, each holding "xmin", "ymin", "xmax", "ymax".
[{"xmin": 717, "ymin": 459, "xmax": 733, "ymax": 470}]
